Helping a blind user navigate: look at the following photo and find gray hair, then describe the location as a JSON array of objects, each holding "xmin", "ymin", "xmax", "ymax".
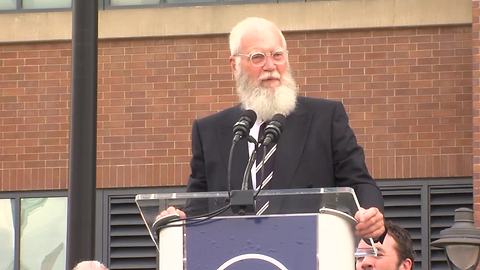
[{"xmin": 228, "ymin": 17, "xmax": 287, "ymax": 56}]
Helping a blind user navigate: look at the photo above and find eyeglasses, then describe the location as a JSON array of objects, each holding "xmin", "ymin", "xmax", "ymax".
[{"xmin": 236, "ymin": 49, "xmax": 288, "ymax": 67}]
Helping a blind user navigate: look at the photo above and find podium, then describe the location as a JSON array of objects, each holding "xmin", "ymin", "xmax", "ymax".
[{"xmin": 135, "ymin": 187, "xmax": 375, "ymax": 270}]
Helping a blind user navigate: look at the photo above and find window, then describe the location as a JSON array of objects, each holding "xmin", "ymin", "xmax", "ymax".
[
  {"xmin": 0, "ymin": 0, "xmax": 15, "ymax": 10},
  {"xmin": 0, "ymin": 193, "xmax": 67, "ymax": 270},
  {"xmin": 0, "ymin": 0, "xmax": 283, "ymax": 12},
  {"xmin": 165, "ymin": 0, "xmax": 217, "ymax": 4},
  {"xmin": 110, "ymin": 0, "xmax": 159, "ymax": 6},
  {"xmin": 0, "ymin": 199, "xmax": 15, "ymax": 270},
  {"xmin": 0, "ymin": 0, "xmax": 72, "ymax": 11},
  {"xmin": 22, "ymin": 0, "xmax": 71, "ymax": 9},
  {"xmin": 20, "ymin": 197, "xmax": 67, "ymax": 270}
]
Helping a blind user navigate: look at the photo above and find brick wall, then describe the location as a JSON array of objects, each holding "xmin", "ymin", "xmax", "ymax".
[
  {"xmin": 472, "ymin": 0, "xmax": 480, "ymax": 224},
  {"xmin": 0, "ymin": 25, "xmax": 473, "ymax": 191},
  {"xmin": 1, "ymin": 42, "xmax": 71, "ymax": 190}
]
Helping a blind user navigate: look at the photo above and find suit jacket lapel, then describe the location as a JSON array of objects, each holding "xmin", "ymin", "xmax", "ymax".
[{"xmin": 271, "ymin": 105, "xmax": 311, "ymax": 189}]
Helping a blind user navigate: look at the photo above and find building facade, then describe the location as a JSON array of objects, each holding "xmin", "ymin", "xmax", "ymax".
[{"xmin": 0, "ymin": 0, "xmax": 478, "ymax": 269}]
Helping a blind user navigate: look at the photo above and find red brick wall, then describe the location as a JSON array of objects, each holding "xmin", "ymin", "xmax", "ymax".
[
  {"xmin": 472, "ymin": 0, "xmax": 480, "ymax": 225},
  {"xmin": 1, "ymin": 42, "xmax": 71, "ymax": 190},
  {"xmin": 0, "ymin": 25, "xmax": 472, "ymax": 191}
]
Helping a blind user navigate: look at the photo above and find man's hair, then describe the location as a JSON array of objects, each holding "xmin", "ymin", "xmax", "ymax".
[
  {"xmin": 385, "ymin": 220, "xmax": 415, "ymax": 268},
  {"xmin": 228, "ymin": 17, "xmax": 287, "ymax": 56}
]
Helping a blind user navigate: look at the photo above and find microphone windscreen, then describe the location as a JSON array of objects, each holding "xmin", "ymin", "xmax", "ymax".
[
  {"xmin": 271, "ymin": 114, "xmax": 286, "ymax": 126},
  {"xmin": 242, "ymin": 109, "xmax": 257, "ymax": 128}
]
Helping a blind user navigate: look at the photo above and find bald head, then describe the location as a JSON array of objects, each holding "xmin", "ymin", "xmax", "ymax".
[
  {"xmin": 72, "ymin": 261, "xmax": 108, "ymax": 270},
  {"xmin": 229, "ymin": 17, "xmax": 287, "ymax": 56}
]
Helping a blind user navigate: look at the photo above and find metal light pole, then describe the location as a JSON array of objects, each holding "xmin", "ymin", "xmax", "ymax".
[{"xmin": 66, "ymin": 0, "xmax": 98, "ymax": 269}]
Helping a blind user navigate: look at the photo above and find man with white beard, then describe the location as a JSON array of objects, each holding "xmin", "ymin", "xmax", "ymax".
[{"xmin": 164, "ymin": 17, "xmax": 386, "ymax": 241}]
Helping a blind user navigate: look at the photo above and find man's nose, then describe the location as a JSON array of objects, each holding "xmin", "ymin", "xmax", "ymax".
[
  {"xmin": 262, "ymin": 55, "xmax": 276, "ymax": 71},
  {"xmin": 360, "ymin": 256, "xmax": 375, "ymax": 269}
]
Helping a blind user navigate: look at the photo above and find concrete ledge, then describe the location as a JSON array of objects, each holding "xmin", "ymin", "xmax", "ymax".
[{"xmin": 0, "ymin": 0, "xmax": 472, "ymax": 43}]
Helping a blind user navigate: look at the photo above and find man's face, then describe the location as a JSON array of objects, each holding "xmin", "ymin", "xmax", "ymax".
[
  {"xmin": 229, "ymin": 26, "xmax": 298, "ymax": 121},
  {"xmin": 231, "ymin": 26, "xmax": 288, "ymax": 90},
  {"xmin": 356, "ymin": 235, "xmax": 413, "ymax": 270}
]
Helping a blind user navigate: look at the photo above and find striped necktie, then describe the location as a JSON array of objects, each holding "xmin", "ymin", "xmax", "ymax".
[{"xmin": 255, "ymin": 122, "xmax": 276, "ymax": 190}]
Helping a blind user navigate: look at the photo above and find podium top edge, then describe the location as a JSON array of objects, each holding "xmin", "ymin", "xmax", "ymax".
[{"xmin": 134, "ymin": 187, "xmax": 355, "ymax": 201}]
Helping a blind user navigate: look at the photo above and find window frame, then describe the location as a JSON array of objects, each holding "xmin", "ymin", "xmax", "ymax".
[
  {"xmin": 0, "ymin": 0, "xmax": 284, "ymax": 13},
  {"xmin": 0, "ymin": 191, "xmax": 68, "ymax": 270}
]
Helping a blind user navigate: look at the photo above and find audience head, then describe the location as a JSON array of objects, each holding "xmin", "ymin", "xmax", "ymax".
[
  {"xmin": 356, "ymin": 221, "xmax": 415, "ymax": 270},
  {"xmin": 72, "ymin": 260, "xmax": 108, "ymax": 270}
]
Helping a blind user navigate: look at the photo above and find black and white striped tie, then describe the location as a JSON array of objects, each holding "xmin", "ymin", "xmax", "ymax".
[
  {"xmin": 255, "ymin": 143, "xmax": 276, "ymax": 190},
  {"xmin": 255, "ymin": 123, "xmax": 276, "ymax": 214}
]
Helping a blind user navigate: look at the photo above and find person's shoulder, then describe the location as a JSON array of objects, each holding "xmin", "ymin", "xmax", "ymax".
[
  {"xmin": 297, "ymin": 96, "xmax": 342, "ymax": 110},
  {"xmin": 195, "ymin": 105, "xmax": 241, "ymax": 126}
]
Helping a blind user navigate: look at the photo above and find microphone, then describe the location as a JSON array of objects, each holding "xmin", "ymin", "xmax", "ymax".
[
  {"xmin": 261, "ymin": 114, "xmax": 286, "ymax": 146},
  {"xmin": 229, "ymin": 143, "xmax": 257, "ymax": 215},
  {"xmin": 232, "ymin": 110, "xmax": 257, "ymax": 143},
  {"xmin": 227, "ymin": 110, "xmax": 257, "ymax": 215}
]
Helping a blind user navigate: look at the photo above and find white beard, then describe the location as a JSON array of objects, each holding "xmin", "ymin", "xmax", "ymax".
[{"xmin": 235, "ymin": 69, "xmax": 298, "ymax": 121}]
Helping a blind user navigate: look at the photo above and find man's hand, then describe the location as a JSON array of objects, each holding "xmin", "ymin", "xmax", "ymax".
[
  {"xmin": 158, "ymin": 206, "xmax": 187, "ymax": 219},
  {"xmin": 354, "ymin": 207, "xmax": 385, "ymax": 239}
]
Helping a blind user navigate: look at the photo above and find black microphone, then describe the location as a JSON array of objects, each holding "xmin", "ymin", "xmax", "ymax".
[
  {"xmin": 230, "ymin": 143, "xmax": 258, "ymax": 215},
  {"xmin": 261, "ymin": 114, "xmax": 286, "ymax": 146},
  {"xmin": 232, "ymin": 110, "xmax": 257, "ymax": 143},
  {"xmin": 227, "ymin": 110, "xmax": 257, "ymax": 215}
]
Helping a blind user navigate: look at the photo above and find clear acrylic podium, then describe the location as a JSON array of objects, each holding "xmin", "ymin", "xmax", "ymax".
[{"xmin": 135, "ymin": 187, "xmax": 374, "ymax": 270}]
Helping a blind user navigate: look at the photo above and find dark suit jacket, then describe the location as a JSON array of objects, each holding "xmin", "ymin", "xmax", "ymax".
[{"xmin": 186, "ymin": 96, "xmax": 384, "ymax": 212}]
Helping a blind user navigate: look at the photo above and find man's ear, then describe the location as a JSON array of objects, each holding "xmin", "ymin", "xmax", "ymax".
[
  {"xmin": 229, "ymin": 56, "xmax": 237, "ymax": 73},
  {"xmin": 399, "ymin": 258, "xmax": 413, "ymax": 270}
]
